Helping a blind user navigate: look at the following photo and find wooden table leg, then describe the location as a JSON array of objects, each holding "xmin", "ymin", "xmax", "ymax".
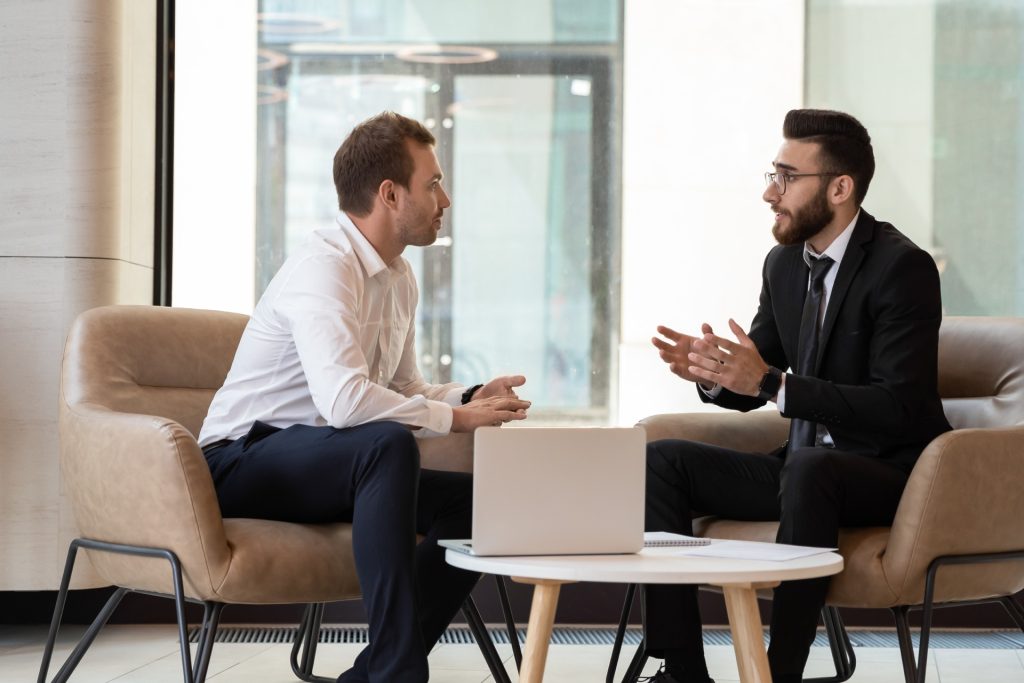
[
  {"xmin": 721, "ymin": 584, "xmax": 772, "ymax": 683},
  {"xmin": 512, "ymin": 577, "xmax": 568, "ymax": 683}
]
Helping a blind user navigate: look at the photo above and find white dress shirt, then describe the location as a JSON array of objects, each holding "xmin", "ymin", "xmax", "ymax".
[{"xmin": 198, "ymin": 213, "xmax": 464, "ymax": 447}]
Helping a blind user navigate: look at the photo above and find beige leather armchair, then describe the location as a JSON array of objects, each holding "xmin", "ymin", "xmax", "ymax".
[
  {"xmin": 41, "ymin": 305, "xmax": 484, "ymax": 683},
  {"xmin": 632, "ymin": 317, "xmax": 1024, "ymax": 683}
]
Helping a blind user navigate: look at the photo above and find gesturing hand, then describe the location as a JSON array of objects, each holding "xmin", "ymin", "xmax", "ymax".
[
  {"xmin": 652, "ymin": 323, "xmax": 715, "ymax": 386},
  {"xmin": 451, "ymin": 396, "xmax": 531, "ymax": 433},
  {"xmin": 473, "ymin": 375, "xmax": 527, "ymax": 401},
  {"xmin": 687, "ymin": 319, "xmax": 769, "ymax": 397}
]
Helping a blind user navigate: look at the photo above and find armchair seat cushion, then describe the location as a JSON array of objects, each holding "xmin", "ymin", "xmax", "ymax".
[
  {"xmin": 87, "ymin": 519, "xmax": 361, "ymax": 605},
  {"xmin": 215, "ymin": 519, "xmax": 361, "ymax": 604},
  {"xmin": 693, "ymin": 517, "xmax": 896, "ymax": 606}
]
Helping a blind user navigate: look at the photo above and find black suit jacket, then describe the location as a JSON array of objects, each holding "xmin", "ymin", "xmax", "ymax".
[{"xmin": 703, "ymin": 210, "xmax": 952, "ymax": 469}]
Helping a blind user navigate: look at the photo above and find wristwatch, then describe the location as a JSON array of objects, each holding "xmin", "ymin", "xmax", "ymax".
[
  {"xmin": 757, "ymin": 366, "xmax": 783, "ymax": 401},
  {"xmin": 461, "ymin": 384, "xmax": 483, "ymax": 405}
]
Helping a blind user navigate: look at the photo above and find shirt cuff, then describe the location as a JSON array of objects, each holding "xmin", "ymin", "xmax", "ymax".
[
  {"xmin": 699, "ymin": 383, "xmax": 723, "ymax": 399},
  {"xmin": 442, "ymin": 385, "xmax": 465, "ymax": 407},
  {"xmin": 415, "ymin": 400, "xmax": 455, "ymax": 439},
  {"xmin": 775, "ymin": 374, "xmax": 787, "ymax": 412}
]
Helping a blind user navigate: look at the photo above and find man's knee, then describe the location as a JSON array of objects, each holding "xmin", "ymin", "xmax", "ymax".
[
  {"xmin": 359, "ymin": 421, "xmax": 421, "ymax": 473},
  {"xmin": 646, "ymin": 439, "xmax": 703, "ymax": 486},
  {"xmin": 779, "ymin": 448, "xmax": 842, "ymax": 500},
  {"xmin": 648, "ymin": 439, "xmax": 689, "ymax": 471}
]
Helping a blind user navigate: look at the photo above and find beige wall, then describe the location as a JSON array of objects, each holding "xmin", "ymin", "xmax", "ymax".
[{"xmin": 0, "ymin": 0, "xmax": 155, "ymax": 589}]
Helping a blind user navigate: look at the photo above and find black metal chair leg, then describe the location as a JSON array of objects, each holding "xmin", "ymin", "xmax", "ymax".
[
  {"xmin": 494, "ymin": 575, "xmax": 523, "ymax": 670},
  {"xmin": 620, "ymin": 637, "xmax": 648, "ymax": 683},
  {"xmin": 891, "ymin": 606, "xmax": 918, "ymax": 683},
  {"xmin": 462, "ymin": 595, "xmax": 511, "ymax": 683},
  {"xmin": 805, "ymin": 606, "xmax": 856, "ymax": 682},
  {"xmin": 833, "ymin": 607, "xmax": 856, "ymax": 679},
  {"xmin": 607, "ymin": 583, "xmax": 637, "ymax": 683},
  {"xmin": 38, "ymin": 543, "xmax": 129, "ymax": 683},
  {"xmin": 290, "ymin": 603, "xmax": 333, "ymax": 683},
  {"xmin": 999, "ymin": 595, "xmax": 1024, "ymax": 634},
  {"xmin": 39, "ymin": 539, "xmax": 192, "ymax": 683},
  {"xmin": 915, "ymin": 563, "xmax": 941, "ymax": 683},
  {"xmin": 38, "ymin": 541, "xmax": 85, "ymax": 683},
  {"xmin": 192, "ymin": 602, "xmax": 224, "ymax": 683}
]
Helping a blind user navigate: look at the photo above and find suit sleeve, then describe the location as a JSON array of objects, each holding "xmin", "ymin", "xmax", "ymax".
[
  {"xmin": 782, "ymin": 247, "xmax": 943, "ymax": 436},
  {"xmin": 699, "ymin": 249, "xmax": 789, "ymax": 412}
]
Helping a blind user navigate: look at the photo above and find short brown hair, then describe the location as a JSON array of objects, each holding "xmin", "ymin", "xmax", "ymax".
[
  {"xmin": 332, "ymin": 111, "xmax": 436, "ymax": 216},
  {"xmin": 783, "ymin": 109, "xmax": 875, "ymax": 205}
]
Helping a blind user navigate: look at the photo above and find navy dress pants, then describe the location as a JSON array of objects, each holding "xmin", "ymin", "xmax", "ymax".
[
  {"xmin": 642, "ymin": 439, "xmax": 910, "ymax": 683},
  {"xmin": 203, "ymin": 420, "xmax": 478, "ymax": 683}
]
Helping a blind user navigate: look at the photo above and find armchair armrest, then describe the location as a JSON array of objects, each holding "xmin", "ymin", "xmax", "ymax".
[
  {"xmin": 882, "ymin": 426, "xmax": 1024, "ymax": 603},
  {"xmin": 418, "ymin": 431, "xmax": 474, "ymax": 473},
  {"xmin": 59, "ymin": 400, "xmax": 231, "ymax": 597},
  {"xmin": 638, "ymin": 410, "xmax": 789, "ymax": 453}
]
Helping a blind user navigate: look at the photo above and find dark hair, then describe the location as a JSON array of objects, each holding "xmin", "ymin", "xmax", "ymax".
[
  {"xmin": 332, "ymin": 111, "xmax": 436, "ymax": 216},
  {"xmin": 783, "ymin": 109, "xmax": 875, "ymax": 205}
]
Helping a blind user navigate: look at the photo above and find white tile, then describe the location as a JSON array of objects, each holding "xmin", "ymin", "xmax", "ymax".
[
  {"xmin": 3, "ymin": 625, "xmax": 1024, "ymax": 683},
  {"xmin": 204, "ymin": 642, "xmax": 364, "ymax": 682},
  {"xmin": 935, "ymin": 647, "xmax": 1024, "ymax": 682}
]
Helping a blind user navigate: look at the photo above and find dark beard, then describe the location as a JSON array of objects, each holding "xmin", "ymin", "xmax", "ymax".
[{"xmin": 772, "ymin": 184, "xmax": 834, "ymax": 246}]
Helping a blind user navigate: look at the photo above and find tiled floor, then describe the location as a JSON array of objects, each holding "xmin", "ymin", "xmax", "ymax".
[{"xmin": 4, "ymin": 624, "xmax": 1024, "ymax": 682}]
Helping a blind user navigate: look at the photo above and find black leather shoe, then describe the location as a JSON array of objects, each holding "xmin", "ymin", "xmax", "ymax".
[
  {"xmin": 638, "ymin": 665, "xmax": 682, "ymax": 682},
  {"xmin": 638, "ymin": 664, "xmax": 714, "ymax": 683}
]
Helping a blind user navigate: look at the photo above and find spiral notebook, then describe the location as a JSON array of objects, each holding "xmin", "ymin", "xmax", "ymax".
[{"xmin": 644, "ymin": 532, "xmax": 711, "ymax": 547}]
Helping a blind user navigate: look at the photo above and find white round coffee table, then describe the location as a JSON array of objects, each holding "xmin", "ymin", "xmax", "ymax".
[{"xmin": 446, "ymin": 546, "xmax": 843, "ymax": 683}]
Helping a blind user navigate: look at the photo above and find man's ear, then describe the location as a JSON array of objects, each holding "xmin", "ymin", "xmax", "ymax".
[
  {"xmin": 378, "ymin": 179, "xmax": 398, "ymax": 210},
  {"xmin": 830, "ymin": 174, "xmax": 855, "ymax": 205}
]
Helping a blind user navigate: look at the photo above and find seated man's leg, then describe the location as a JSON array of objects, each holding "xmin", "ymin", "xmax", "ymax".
[
  {"xmin": 205, "ymin": 420, "xmax": 429, "ymax": 683},
  {"xmin": 768, "ymin": 448, "xmax": 909, "ymax": 683},
  {"xmin": 644, "ymin": 439, "xmax": 784, "ymax": 683},
  {"xmin": 413, "ymin": 469, "xmax": 478, "ymax": 649}
]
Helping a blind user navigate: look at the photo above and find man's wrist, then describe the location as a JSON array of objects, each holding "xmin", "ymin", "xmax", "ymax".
[
  {"xmin": 461, "ymin": 384, "xmax": 483, "ymax": 405},
  {"xmin": 756, "ymin": 366, "xmax": 783, "ymax": 401}
]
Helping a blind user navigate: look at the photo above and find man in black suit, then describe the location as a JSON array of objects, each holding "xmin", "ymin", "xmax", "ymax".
[{"xmin": 640, "ymin": 109, "xmax": 952, "ymax": 683}]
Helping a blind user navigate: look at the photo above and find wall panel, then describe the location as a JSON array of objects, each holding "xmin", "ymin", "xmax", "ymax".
[{"xmin": 0, "ymin": 1, "xmax": 156, "ymax": 590}]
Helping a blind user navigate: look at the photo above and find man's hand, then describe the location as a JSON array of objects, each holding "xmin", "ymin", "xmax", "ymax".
[
  {"xmin": 652, "ymin": 323, "xmax": 715, "ymax": 385},
  {"xmin": 687, "ymin": 319, "xmax": 769, "ymax": 397},
  {"xmin": 451, "ymin": 396, "xmax": 531, "ymax": 433},
  {"xmin": 472, "ymin": 375, "xmax": 526, "ymax": 401}
]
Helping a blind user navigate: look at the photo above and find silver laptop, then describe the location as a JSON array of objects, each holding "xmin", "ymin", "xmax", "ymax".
[{"xmin": 439, "ymin": 426, "xmax": 646, "ymax": 556}]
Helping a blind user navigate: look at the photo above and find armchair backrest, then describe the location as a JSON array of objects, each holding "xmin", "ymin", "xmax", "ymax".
[
  {"xmin": 938, "ymin": 316, "xmax": 1024, "ymax": 429},
  {"xmin": 62, "ymin": 305, "xmax": 248, "ymax": 437}
]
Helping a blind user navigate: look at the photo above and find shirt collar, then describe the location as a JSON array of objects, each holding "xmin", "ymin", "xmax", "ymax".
[
  {"xmin": 335, "ymin": 212, "xmax": 395, "ymax": 279},
  {"xmin": 803, "ymin": 209, "xmax": 860, "ymax": 268}
]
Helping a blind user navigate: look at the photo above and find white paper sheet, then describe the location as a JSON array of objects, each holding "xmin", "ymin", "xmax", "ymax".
[{"xmin": 668, "ymin": 539, "xmax": 837, "ymax": 562}]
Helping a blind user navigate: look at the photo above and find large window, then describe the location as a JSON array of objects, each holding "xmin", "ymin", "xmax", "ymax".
[
  {"xmin": 173, "ymin": 1, "xmax": 1024, "ymax": 427},
  {"xmin": 250, "ymin": 1, "xmax": 622, "ymax": 421},
  {"xmin": 806, "ymin": 0, "xmax": 1024, "ymax": 317}
]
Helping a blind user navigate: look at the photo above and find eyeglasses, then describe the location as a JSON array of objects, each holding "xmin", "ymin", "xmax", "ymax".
[{"xmin": 764, "ymin": 171, "xmax": 842, "ymax": 195}]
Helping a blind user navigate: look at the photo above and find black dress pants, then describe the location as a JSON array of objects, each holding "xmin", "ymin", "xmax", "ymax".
[
  {"xmin": 203, "ymin": 420, "xmax": 478, "ymax": 683},
  {"xmin": 643, "ymin": 439, "xmax": 910, "ymax": 683}
]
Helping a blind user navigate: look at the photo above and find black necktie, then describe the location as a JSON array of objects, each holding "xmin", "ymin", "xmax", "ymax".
[{"xmin": 788, "ymin": 255, "xmax": 835, "ymax": 451}]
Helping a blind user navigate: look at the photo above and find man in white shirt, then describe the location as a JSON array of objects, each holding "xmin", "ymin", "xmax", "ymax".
[
  {"xmin": 638, "ymin": 109, "xmax": 950, "ymax": 683},
  {"xmin": 198, "ymin": 112, "xmax": 531, "ymax": 683}
]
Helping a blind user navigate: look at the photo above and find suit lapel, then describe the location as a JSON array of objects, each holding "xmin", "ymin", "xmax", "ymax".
[{"xmin": 815, "ymin": 211, "xmax": 875, "ymax": 373}]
